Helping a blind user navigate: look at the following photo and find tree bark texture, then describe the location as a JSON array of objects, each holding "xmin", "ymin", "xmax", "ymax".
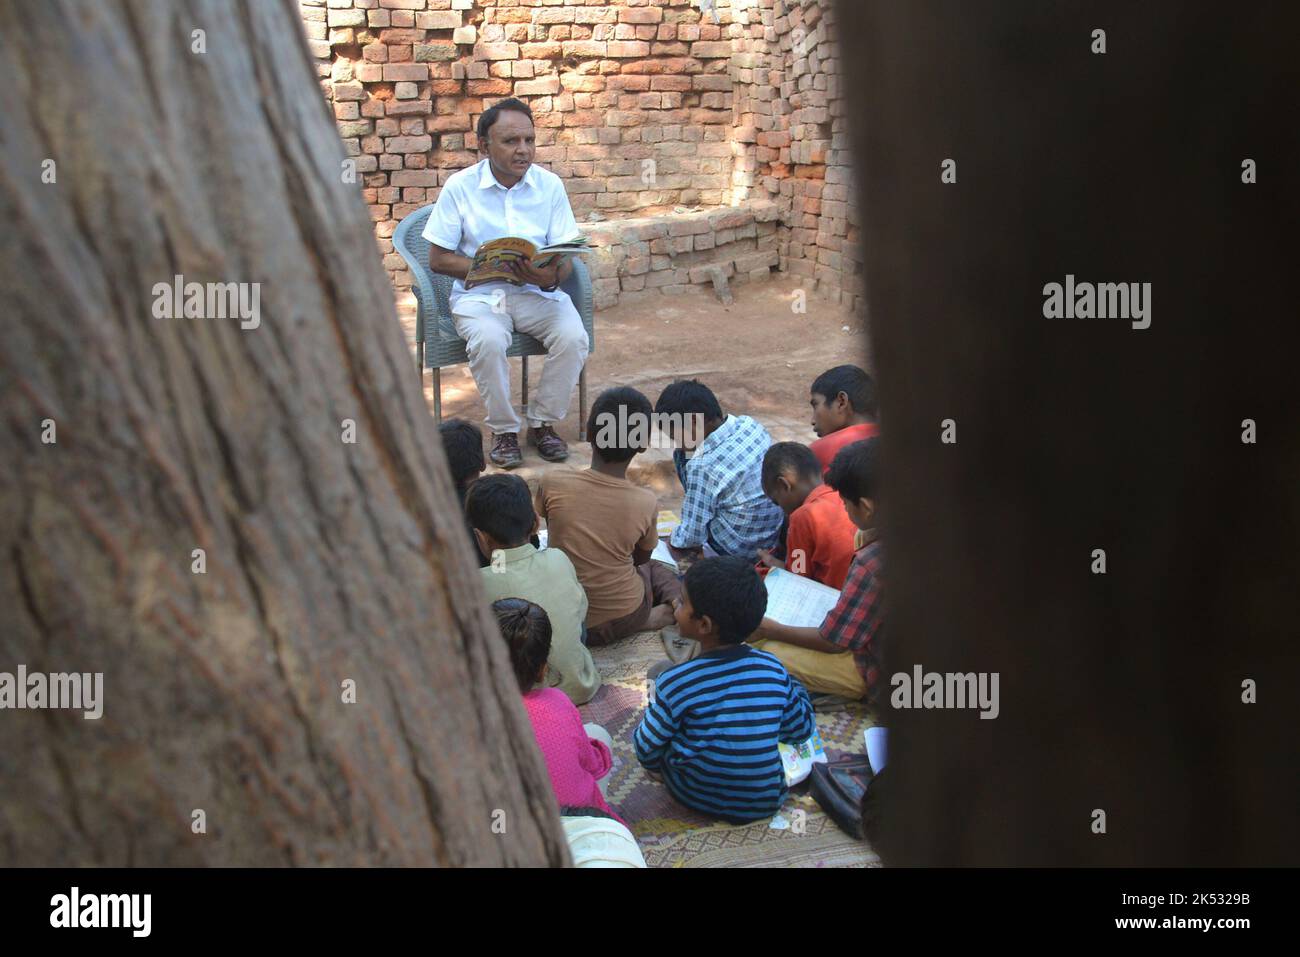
[{"xmin": 0, "ymin": 0, "xmax": 568, "ymax": 866}]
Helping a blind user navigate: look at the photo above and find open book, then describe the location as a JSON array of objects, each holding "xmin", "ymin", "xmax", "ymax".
[
  {"xmin": 463, "ymin": 235, "xmax": 590, "ymax": 289},
  {"xmin": 763, "ymin": 567, "xmax": 842, "ymax": 628},
  {"xmin": 778, "ymin": 728, "xmax": 828, "ymax": 786},
  {"xmin": 650, "ymin": 510, "xmax": 681, "ymax": 567}
]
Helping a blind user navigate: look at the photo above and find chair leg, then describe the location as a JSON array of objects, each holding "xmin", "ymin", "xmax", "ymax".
[
  {"xmin": 579, "ymin": 363, "xmax": 588, "ymax": 441},
  {"xmin": 521, "ymin": 355, "xmax": 529, "ymax": 409},
  {"xmin": 432, "ymin": 367, "xmax": 442, "ymax": 424},
  {"xmin": 416, "ymin": 339, "xmax": 424, "ymax": 376}
]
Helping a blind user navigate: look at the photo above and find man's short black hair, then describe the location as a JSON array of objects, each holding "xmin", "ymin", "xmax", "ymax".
[
  {"xmin": 811, "ymin": 365, "xmax": 877, "ymax": 418},
  {"xmin": 825, "ymin": 438, "xmax": 880, "ymax": 505},
  {"xmin": 465, "ymin": 473, "xmax": 535, "ymax": 546},
  {"xmin": 439, "ymin": 418, "xmax": 484, "ymax": 487},
  {"xmin": 761, "ymin": 441, "xmax": 822, "ymax": 490},
  {"xmin": 654, "ymin": 379, "xmax": 722, "ymax": 421},
  {"xmin": 588, "ymin": 386, "xmax": 653, "ymax": 463},
  {"xmin": 477, "ymin": 97, "xmax": 534, "ymax": 142},
  {"xmin": 683, "ymin": 556, "xmax": 768, "ymax": 644}
]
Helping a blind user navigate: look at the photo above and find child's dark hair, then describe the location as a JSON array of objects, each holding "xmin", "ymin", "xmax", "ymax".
[
  {"xmin": 588, "ymin": 386, "xmax": 653, "ymax": 463},
  {"xmin": 825, "ymin": 438, "xmax": 879, "ymax": 504},
  {"xmin": 683, "ymin": 556, "xmax": 768, "ymax": 644},
  {"xmin": 811, "ymin": 365, "xmax": 877, "ymax": 419},
  {"xmin": 761, "ymin": 441, "xmax": 822, "ymax": 490},
  {"xmin": 477, "ymin": 97, "xmax": 534, "ymax": 142},
  {"xmin": 654, "ymin": 379, "xmax": 723, "ymax": 422},
  {"xmin": 492, "ymin": 597, "xmax": 552, "ymax": 692},
  {"xmin": 439, "ymin": 418, "xmax": 484, "ymax": 488},
  {"xmin": 465, "ymin": 473, "xmax": 535, "ymax": 546}
]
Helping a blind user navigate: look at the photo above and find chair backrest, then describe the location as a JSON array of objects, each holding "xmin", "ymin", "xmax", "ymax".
[{"xmin": 393, "ymin": 205, "xmax": 454, "ymax": 333}]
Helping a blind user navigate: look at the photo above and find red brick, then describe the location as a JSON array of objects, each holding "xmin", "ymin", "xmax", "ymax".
[
  {"xmin": 387, "ymin": 135, "xmax": 432, "ymax": 153},
  {"xmin": 467, "ymin": 78, "xmax": 513, "ymax": 95},
  {"xmin": 691, "ymin": 41, "xmax": 732, "ymax": 58},
  {"xmin": 377, "ymin": 29, "xmax": 423, "ymax": 45},
  {"xmin": 606, "ymin": 40, "xmax": 650, "ymax": 57},
  {"xmin": 383, "ymin": 64, "xmax": 428, "ymax": 82},
  {"xmin": 561, "ymin": 40, "xmax": 606, "ymax": 58},
  {"xmin": 618, "ymin": 8, "xmax": 662, "ymax": 24},
  {"xmin": 651, "ymin": 76, "xmax": 692, "ymax": 92},
  {"xmin": 386, "ymin": 100, "xmax": 433, "ymax": 115},
  {"xmin": 521, "ymin": 42, "xmax": 562, "ymax": 59},
  {"xmin": 474, "ymin": 42, "xmax": 520, "ymax": 60}
]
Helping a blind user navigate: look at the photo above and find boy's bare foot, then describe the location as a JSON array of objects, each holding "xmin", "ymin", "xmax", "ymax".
[{"xmin": 646, "ymin": 603, "xmax": 675, "ymax": 631}]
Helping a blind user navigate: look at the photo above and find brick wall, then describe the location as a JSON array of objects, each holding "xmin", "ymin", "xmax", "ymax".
[{"xmin": 301, "ymin": 0, "xmax": 861, "ymax": 313}]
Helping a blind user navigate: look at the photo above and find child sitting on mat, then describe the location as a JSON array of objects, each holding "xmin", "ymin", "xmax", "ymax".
[
  {"xmin": 634, "ymin": 556, "xmax": 815, "ymax": 824},
  {"xmin": 749, "ymin": 439, "xmax": 884, "ymax": 702},
  {"xmin": 470, "ymin": 474, "xmax": 600, "ymax": 704},
  {"xmin": 758, "ymin": 441, "xmax": 858, "ymax": 589},
  {"xmin": 808, "ymin": 365, "xmax": 879, "ymax": 476},
  {"xmin": 494, "ymin": 598, "xmax": 621, "ymax": 823},
  {"xmin": 536, "ymin": 386, "xmax": 682, "ymax": 646},
  {"xmin": 654, "ymin": 379, "xmax": 784, "ymax": 562}
]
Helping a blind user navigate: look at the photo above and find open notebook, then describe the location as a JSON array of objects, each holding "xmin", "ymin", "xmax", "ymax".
[{"xmin": 763, "ymin": 567, "xmax": 841, "ymax": 628}]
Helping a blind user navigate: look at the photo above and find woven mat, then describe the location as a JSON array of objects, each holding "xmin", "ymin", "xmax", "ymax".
[{"xmin": 579, "ymin": 631, "xmax": 881, "ymax": 868}]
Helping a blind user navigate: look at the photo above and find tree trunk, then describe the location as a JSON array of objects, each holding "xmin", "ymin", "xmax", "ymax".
[
  {"xmin": 0, "ymin": 0, "xmax": 567, "ymax": 866},
  {"xmin": 840, "ymin": 0, "xmax": 1299, "ymax": 865}
]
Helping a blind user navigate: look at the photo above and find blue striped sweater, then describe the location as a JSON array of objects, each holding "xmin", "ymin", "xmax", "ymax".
[{"xmin": 634, "ymin": 644, "xmax": 816, "ymax": 823}]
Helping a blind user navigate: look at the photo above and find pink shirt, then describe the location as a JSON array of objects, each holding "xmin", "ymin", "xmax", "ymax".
[{"xmin": 523, "ymin": 688, "xmax": 620, "ymax": 822}]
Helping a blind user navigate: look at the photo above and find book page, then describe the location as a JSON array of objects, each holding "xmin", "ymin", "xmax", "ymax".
[
  {"xmin": 532, "ymin": 236, "xmax": 590, "ymax": 270},
  {"xmin": 763, "ymin": 567, "xmax": 841, "ymax": 628},
  {"xmin": 650, "ymin": 510, "xmax": 680, "ymax": 567},
  {"xmin": 650, "ymin": 537, "xmax": 676, "ymax": 567}
]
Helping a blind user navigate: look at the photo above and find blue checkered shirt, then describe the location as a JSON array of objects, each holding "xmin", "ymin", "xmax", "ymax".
[{"xmin": 671, "ymin": 414, "xmax": 784, "ymax": 558}]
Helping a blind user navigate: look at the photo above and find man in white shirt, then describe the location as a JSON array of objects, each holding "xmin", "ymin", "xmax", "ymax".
[{"xmin": 423, "ymin": 98, "xmax": 587, "ymax": 468}]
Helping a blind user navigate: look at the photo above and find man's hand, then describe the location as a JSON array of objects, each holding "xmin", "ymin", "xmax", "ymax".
[
  {"xmin": 756, "ymin": 548, "xmax": 785, "ymax": 570},
  {"xmin": 508, "ymin": 257, "xmax": 560, "ymax": 288}
]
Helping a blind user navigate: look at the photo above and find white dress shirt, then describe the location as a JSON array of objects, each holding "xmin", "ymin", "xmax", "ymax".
[{"xmin": 422, "ymin": 158, "xmax": 580, "ymax": 308}]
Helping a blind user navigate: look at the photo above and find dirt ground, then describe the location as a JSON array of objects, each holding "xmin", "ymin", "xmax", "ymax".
[{"xmin": 398, "ymin": 276, "xmax": 868, "ymax": 509}]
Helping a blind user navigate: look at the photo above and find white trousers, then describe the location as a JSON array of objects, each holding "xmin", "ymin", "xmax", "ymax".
[{"xmin": 451, "ymin": 289, "xmax": 589, "ymax": 436}]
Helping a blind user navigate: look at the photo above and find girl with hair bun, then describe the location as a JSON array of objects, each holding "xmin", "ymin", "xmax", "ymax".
[{"xmin": 492, "ymin": 599, "xmax": 622, "ymax": 823}]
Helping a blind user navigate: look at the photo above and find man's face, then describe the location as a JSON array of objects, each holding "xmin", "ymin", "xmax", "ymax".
[{"xmin": 486, "ymin": 110, "xmax": 535, "ymax": 182}]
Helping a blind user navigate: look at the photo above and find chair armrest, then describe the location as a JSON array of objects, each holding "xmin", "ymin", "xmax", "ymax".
[{"xmin": 562, "ymin": 257, "xmax": 595, "ymax": 349}]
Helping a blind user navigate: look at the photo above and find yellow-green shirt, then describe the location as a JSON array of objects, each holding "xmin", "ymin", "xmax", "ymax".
[{"xmin": 480, "ymin": 543, "xmax": 599, "ymax": 704}]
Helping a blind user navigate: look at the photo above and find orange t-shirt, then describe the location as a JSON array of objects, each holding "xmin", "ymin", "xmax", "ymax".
[
  {"xmin": 810, "ymin": 422, "xmax": 879, "ymax": 476},
  {"xmin": 785, "ymin": 483, "xmax": 858, "ymax": 590}
]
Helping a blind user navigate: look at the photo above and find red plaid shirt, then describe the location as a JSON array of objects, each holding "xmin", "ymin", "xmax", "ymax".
[{"xmin": 818, "ymin": 530, "xmax": 883, "ymax": 689}]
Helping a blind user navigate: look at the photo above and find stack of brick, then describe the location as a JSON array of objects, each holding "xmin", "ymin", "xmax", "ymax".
[
  {"xmin": 583, "ymin": 200, "xmax": 781, "ymax": 308},
  {"xmin": 300, "ymin": 0, "xmax": 859, "ymax": 313},
  {"xmin": 733, "ymin": 0, "xmax": 862, "ymax": 313}
]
